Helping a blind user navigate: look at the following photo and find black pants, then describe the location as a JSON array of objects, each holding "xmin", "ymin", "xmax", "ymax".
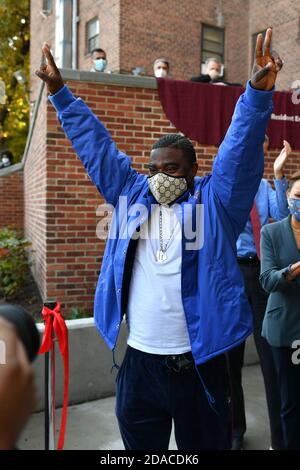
[
  {"xmin": 226, "ymin": 261, "xmax": 284, "ymax": 449},
  {"xmin": 271, "ymin": 347, "xmax": 300, "ymax": 449},
  {"xmin": 115, "ymin": 345, "xmax": 231, "ymax": 450}
]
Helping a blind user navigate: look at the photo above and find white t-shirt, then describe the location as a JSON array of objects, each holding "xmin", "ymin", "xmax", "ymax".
[{"xmin": 127, "ymin": 204, "xmax": 191, "ymax": 354}]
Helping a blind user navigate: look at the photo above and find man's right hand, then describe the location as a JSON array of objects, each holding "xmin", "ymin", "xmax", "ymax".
[{"xmin": 35, "ymin": 43, "xmax": 64, "ymax": 95}]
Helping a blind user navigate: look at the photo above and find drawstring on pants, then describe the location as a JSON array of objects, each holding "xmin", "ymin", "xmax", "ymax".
[
  {"xmin": 194, "ymin": 364, "xmax": 220, "ymax": 416},
  {"xmin": 111, "ymin": 348, "xmax": 120, "ymax": 374}
]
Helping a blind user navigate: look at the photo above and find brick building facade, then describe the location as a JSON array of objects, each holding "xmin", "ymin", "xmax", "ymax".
[
  {"xmin": 0, "ymin": 164, "xmax": 24, "ymax": 231},
  {"xmin": 1, "ymin": 0, "xmax": 298, "ymax": 312},
  {"xmin": 30, "ymin": 0, "xmax": 300, "ymax": 104}
]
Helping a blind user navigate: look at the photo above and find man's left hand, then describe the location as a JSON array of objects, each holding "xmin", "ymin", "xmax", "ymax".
[{"xmin": 251, "ymin": 27, "xmax": 283, "ymax": 91}]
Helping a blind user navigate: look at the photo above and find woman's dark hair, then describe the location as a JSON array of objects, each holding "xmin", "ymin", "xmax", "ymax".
[{"xmin": 288, "ymin": 170, "xmax": 300, "ymax": 191}]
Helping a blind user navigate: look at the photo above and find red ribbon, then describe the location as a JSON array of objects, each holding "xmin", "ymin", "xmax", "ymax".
[{"xmin": 39, "ymin": 303, "xmax": 69, "ymax": 450}]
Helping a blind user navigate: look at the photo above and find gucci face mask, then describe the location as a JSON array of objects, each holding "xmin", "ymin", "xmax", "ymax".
[{"xmin": 148, "ymin": 172, "xmax": 188, "ymax": 205}]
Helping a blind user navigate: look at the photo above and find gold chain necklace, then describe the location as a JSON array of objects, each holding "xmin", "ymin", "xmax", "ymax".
[{"xmin": 156, "ymin": 206, "xmax": 175, "ymax": 263}]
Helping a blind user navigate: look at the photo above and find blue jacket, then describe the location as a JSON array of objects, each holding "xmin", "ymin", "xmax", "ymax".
[
  {"xmin": 49, "ymin": 81, "xmax": 274, "ymax": 365},
  {"xmin": 237, "ymin": 177, "xmax": 289, "ymax": 257}
]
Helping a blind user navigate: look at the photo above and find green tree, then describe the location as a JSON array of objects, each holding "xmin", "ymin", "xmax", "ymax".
[{"xmin": 0, "ymin": 0, "xmax": 30, "ymax": 162}]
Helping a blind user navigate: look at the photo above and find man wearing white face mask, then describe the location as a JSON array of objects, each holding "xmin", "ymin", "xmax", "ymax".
[
  {"xmin": 90, "ymin": 48, "xmax": 109, "ymax": 73},
  {"xmin": 153, "ymin": 58, "xmax": 170, "ymax": 78},
  {"xmin": 191, "ymin": 57, "xmax": 224, "ymax": 84},
  {"xmin": 0, "ymin": 150, "xmax": 13, "ymax": 170},
  {"xmin": 191, "ymin": 57, "xmax": 242, "ymax": 86}
]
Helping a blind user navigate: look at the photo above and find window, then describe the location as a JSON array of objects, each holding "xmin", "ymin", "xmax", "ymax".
[
  {"xmin": 201, "ymin": 24, "xmax": 224, "ymax": 66},
  {"xmin": 42, "ymin": 0, "xmax": 52, "ymax": 13},
  {"xmin": 86, "ymin": 17, "xmax": 100, "ymax": 54},
  {"xmin": 55, "ymin": 0, "xmax": 73, "ymax": 68}
]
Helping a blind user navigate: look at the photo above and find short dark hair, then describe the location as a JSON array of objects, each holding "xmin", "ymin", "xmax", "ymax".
[
  {"xmin": 151, "ymin": 134, "xmax": 196, "ymax": 165},
  {"xmin": 91, "ymin": 48, "xmax": 106, "ymax": 56},
  {"xmin": 288, "ymin": 170, "xmax": 300, "ymax": 191}
]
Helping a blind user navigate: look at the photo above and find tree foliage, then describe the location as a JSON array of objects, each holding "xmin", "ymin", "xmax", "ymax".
[
  {"xmin": 0, "ymin": 0, "xmax": 30, "ymax": 162},
  {"xmin": 0, "ymin": 227, "xmax": 31, "ymax": 299}
]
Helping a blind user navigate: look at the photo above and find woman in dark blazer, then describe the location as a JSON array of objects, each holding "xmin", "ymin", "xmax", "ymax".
[{"xmin": 260, "ymin": 171, "xmax": 300, "ymax": 450}]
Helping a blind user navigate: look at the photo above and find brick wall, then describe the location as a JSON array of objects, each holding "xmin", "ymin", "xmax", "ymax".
[
  {"xmin": 78, "ymin": 0, "xmax": 120, "ymax": 74},
  {"xmin": 23, "ymin": 73, "xmax": 300, "ymax": 315},
  {"xmin": 30, "ymin": 0, "xmax": 299, "ymax": 104},
  {"xmin": 30, "ymin": 0, "xmax": 250, "ymax": 84},
  {"xmin": 0, "ymin": 166, "xmax": 24, "ymax": 231},
  {"xmin": 30, "ymin": 0, "xmax": 56, "ymax": 103},
  {"xmin": 119, "ymin": 0, "xmax": 250, "ymax": 85},
  {"xmin": 30, "ymin": 0, "xmax": 121, "ymax": 104},
  {"xmin": 23, "ymin": 88, "xmax": 48, "ymax": 302}
]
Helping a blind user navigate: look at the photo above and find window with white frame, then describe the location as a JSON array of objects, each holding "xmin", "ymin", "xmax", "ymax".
[
  {"xmin": 201, "ymin": 24, "xmax": 225, "ymax": 69},
  {"xmin": 55, "ymin": 0, "xmax": 73, "ymax": 68},
  {"xmin": 43, "ymin": 0, "xmax": 52, "ymax": 13},
  {"xmin": 86, "ymin": 17, "xmax": 100, "ymax": 54}
]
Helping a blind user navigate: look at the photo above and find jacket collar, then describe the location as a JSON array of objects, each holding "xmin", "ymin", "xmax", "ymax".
[{"xmin": 280, "ymin": 215, "xmax": 300, "ymax": 261}]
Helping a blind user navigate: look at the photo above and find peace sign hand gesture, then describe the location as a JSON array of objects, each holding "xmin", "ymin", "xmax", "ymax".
[
  {"xmin": 35, "ymin": 43, "xmax": 64, "ymax": 95},
  {"xmin": 251, "ymin": 28, "xmax": 283, "ymax": 91}
]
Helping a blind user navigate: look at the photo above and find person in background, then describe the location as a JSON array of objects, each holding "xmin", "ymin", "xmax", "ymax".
[
  {"xmin": 90, "ymin": 48, "xmax": 108, "ymax": 73},
  {"xmin": 260, "ymin": 171, "xmax": 300, "ymax": 450},
  {"xmin": 0, "ymin": 317, "xmax": 36, "ymax": 450},
  {"xmin": 191, "ymin": 57, "xmax": 242, "ymax": 86},
  {"xmin": 228, "ymin": 137, "xmax": 292, "ymax": 450},
  {"xmin": 0, "ymin": 150, "xmax": 13, "ymax": 169},
  {"xmin": 153, "ymin": 58, "xmax": 170, "ymax": 78},
  {"xmin": 191, "ymin": 57, "xmax": 224, "ymax": 83}
]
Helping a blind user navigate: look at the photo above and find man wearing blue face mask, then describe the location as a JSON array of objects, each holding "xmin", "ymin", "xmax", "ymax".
[{"xmin": 91, "ymin": 48, "xmax": 108, "ymax": 73}]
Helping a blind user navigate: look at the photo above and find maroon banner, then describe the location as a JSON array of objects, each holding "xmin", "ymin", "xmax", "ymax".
[{"xmin": 157, "ymin": 78, "xmax": 300, "ymax": 149}]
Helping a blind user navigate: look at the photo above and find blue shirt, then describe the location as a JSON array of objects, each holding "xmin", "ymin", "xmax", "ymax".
[{"xmin": 237, "ymin": 177, "xmax": 289, "ymax": 257}]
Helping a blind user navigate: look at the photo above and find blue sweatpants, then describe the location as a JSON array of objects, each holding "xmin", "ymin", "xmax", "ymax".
[{"xmin": 115, "ymin": 345, "xmax": 231, "ymax": 450}]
